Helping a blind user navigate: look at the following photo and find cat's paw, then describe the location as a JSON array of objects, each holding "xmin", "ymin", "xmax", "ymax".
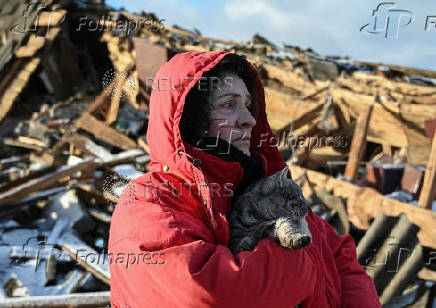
[{"xmin": 234, "ymin": 236, "xmax": 258, "ymax": 253}]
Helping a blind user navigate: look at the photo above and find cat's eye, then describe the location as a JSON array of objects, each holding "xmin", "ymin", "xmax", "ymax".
[{"xmin": 271, "ymin": 196, "xmax": 283, "ymax": 205}]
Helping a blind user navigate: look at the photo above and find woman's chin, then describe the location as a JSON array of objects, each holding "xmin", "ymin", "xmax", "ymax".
[{"xmin": 236, "ymin": 145, "xmax": 251, "ymax": 156}]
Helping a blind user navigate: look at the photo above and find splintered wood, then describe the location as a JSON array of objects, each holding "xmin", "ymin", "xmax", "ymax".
[
  {"xmin": 344, "ymin": 104, "xmax": 374, "ymax": 181},
  {"xmin": 0, "ymin": 159, "xmax": 98, "ymax": 207},
  {"xmin": 75, "ymin": 112, "xmax": 137, "ymax": 150},
  {"xmin": 289, "ymin": 164, "xmax": 436, "ymax": 249},
  {"xmin": 419, "ymin": 133, "xmax": 436, "ymax": 209}
]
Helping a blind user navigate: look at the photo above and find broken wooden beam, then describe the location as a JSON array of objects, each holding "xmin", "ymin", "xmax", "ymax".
[
  {"xmin": 0, "ymin": 159, "xmax": 98, "ymax": 207},
  {"xmin": 64, "ymin": 133, "xmax": 113, "ymax": 161},
  {"xmin": 419, "ymin": 132, "xmax": 436, "ymax": 209},
  {"xmin": 357, "ymin": 60, "xmax": 436, "ymax": 80},
  {"xmin": 59, "ymin": 231, "xmax": 110, "ymax": 285},
  {"xmin": 276, "ymin": 102, "xmax": 324, "ymax": 136},
  {"xmin": 0, "ymin": 59, "xmax": 23, "ymax": 97},
  {"xmin": 289, "ymin": 164, "xmax": 436, "ymax": 249},
  {"xmin": 75, "ymin": 112, "xmax": 137, "ymax": 151},
  {"xmin": 137, "ymin": 136, "xmax": 150, "ymax": 153},
  {"xmin": 3, "ymin": 138, "xmax": 45, "ymax": 151},
  {"xmin": 88, "ymin": 208, "xmax": 112, "ymax": 223},
  {"xmin": 334, "ymin": 88, "xmax": 435, "ymax": 163},
  {"xmin": 315, "ymin": 188, "xmax": 349, "ymax": 235},
  {"xmin": 0, "ymin": 57, "xmax": 41, "ymax": 121},
  {"xmin": 0, "ymin": 291, "xmax": 110, "ymax": 308},
  {"xmin": 344, "ymin": 104, "xmax": 374, "ymax": 181},
  {"xmin": 99, "ymin": 149, "xmax": 144, "ymax": 165}
]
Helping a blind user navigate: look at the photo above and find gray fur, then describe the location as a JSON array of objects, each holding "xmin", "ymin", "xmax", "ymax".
[{"xmin": 229, "ymin": 166, "xmax": 312, "ymax": 254}]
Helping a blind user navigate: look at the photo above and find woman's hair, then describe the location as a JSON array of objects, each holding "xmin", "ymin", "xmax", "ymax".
[{"xmin": 180, "ymin": 53, "xmax": 257, "ymax": 146}]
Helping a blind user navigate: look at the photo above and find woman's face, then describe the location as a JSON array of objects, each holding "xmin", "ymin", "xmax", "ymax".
[{"xmin": 207, "ymin": 73, "xmax": 256, "ymax": 156}]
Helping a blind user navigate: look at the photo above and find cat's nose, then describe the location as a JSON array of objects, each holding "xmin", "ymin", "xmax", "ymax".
[{"xmin": 299, "ymin": 236, "xmax": 311, "ymax": 247}]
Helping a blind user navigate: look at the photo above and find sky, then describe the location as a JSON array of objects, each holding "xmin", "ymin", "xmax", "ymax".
[{"xmin": 106, "ymin": 0, "xmax": 436, "ymax": 71}]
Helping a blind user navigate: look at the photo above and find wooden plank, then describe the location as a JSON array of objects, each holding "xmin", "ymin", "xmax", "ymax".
[
  {"xmin": 3, "ymin": 137, "xmax": 44, "ymax": 151},
  {"xmin": 86, "ymin": 84, "xmax": 114, "ymax": 115},
  {"xmin": 276, "ymin": 102, "xmax": 323, "ymax": 135},
  {"xmin": 418, "ymin": 267, "xmax": 436, "ymax": 282},
  {"xmin": 0, "ymin": 165, "xmax": 52, "ymax": 194},
  {"xmin": 289, "ymin": 164, "xmax": 436, "ymax": 249},
  {"xmin": 0, "ymin": 57, "xmax": 41, "ymax": 121},
  {"xmin": 340, "ymin": 73, "xmax": 436, "ymax": 101},
  {"xmin": 344, "ymin": 104, "xmax": 374, "ymax": 181},
  {"xmin": 75, "ymin": 112, "xmax": 137, "ymax": 151},
  {"xmin": 66, "ymin": 133, "xmax": 112, "ymax": 161},
  {"xmin": 405, "ymin": 96, "xmax": 436, "ymax": 105},
  {"xmin": 17, "ymin": 136, "xmax": 46, "ymax": 147},
  {"xmin": 137, "ymin": 137, "xmax": 150, "ymax": 153},
  {"xmin": 419, "ymin": 133, "xmax": 436, "ymax": 209},
  {"xmin": 59, "ymin": 232, "xmax": 110, "ymax": 285},
  {"xmin": 0, "ymin": 89, "xmax": 20, "ymax": 123},
  {"xmin": 264, "ymin": 87, "xmax": 320, "ymax": 130},
  {"xmin": 0, "ymin": 159, "xmax": 98, "ymax": 207},
  {"xmin": 9, "ymin": 78, "xmax": 27, "ymax": 92},
  {"xmin": 14, "ymin": 35, "xmax": 45, "ymax": 58},
  {"xmin": 357, "ymin": 60, "xmax": 436, "ymax": 80},
  {"xmin": 34, "ymin": 10, "xmax": 66, "ymax": 27},
  {"xmin": 382, "ymin": 144, "xmax": 393, "ymax": 156},
  {"xmin": 0, "ymin": 291, "xmax": 110, "ymax": 308},
  {"xmin": 333, "ymin": 87, "xmax": 435, "ymax": 152},
  {"xmin": 0, "ymin": 59, "xmax": 22, "ymax": 97},
  {"xmin": 265, "ymin": 81, "xmax": 434, "ymax": 164}
]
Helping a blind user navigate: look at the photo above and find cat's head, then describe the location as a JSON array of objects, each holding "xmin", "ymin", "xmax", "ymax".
[{"xmin": 255, "ymin": 166, "xmax": 310, "ymax": 218}]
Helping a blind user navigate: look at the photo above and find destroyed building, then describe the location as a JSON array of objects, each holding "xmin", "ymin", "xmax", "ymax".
[{"xmin": 0, "ymin": 0, "xmax": 435, "ymax": 307}]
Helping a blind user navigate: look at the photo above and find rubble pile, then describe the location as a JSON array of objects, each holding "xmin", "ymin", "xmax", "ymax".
[{"xmin": 0, "ymin": 0, "xmax": 435, "ymax": 306}]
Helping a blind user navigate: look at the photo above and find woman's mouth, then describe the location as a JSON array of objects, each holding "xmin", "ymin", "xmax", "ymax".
[{"xmin": 241, "ymin": 136, "xmax": 251, "ymax": 143}]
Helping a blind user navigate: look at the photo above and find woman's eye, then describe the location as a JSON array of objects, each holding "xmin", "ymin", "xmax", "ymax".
[{"xmin": 222, "ymin": 101, "xmax": 233, "ymax": 109}]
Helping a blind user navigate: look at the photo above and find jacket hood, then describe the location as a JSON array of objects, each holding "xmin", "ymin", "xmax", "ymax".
[{"xmin": 146, "ymin": 51, "xmax": 286, "ymax": 229}]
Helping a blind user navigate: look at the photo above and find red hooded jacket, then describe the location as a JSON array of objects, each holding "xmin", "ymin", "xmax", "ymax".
[{"xmin": 109, "ymin": 51, "xmax": 381, "ymax": 308}]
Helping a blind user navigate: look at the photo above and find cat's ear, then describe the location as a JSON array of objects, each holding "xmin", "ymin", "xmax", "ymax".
[
  {"xmin": 260, "ymin": 170, "xmax": 280, "ymax": 195},
  {"xmin": 279, "ymin": 166, "xmax": 290, "ymax": 188}
]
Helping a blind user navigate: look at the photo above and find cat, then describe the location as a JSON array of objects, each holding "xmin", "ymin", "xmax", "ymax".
[{"xmin": 228, "ymin": 166, "xmax": 312, "ymax": 254}]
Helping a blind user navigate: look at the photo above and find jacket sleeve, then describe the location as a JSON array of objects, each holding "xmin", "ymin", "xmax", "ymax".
[
  {"xmin": 109, "ymin": 197, "xmax": 321, "ymax": 308},
  {"xmin": 315, "ymin": 213, "xmax": 381, "ymax": 308}
]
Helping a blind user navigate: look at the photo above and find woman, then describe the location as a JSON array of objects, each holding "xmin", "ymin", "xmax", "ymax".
[{"xmin": 108, "ymin": 51, "xmax": 380, "ymax": 307}]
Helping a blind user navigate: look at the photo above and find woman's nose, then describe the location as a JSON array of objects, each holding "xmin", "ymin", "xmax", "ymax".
[{"xmin": 237, "ymin": 106, "xmax": 256, "ymax": 128}]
